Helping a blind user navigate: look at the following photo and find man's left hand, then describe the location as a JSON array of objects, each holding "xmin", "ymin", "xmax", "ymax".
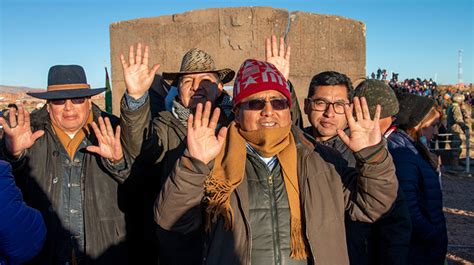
[
  {"xmin": 86, "ymin": 117, "xmax": 123, "ymax": 164},
  {"xmin": 338, "ymin": 97, "xmax": 382, "ymax": 152}
]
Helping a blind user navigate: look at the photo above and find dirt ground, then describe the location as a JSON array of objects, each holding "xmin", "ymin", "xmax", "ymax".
[{"xmin": 443, "ymin": 168, "xmax": 474, "ymax": 265}]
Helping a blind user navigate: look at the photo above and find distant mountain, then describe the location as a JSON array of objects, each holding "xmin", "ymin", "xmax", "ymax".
[{"xmin": 0, "ymin": 85, "xmax": 44, "ymax": 93}]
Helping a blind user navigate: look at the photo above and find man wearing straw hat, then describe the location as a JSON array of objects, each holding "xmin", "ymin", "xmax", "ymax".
[{"xmin": 0, "ymin": 65, "xmax": 131, "ymax": 265}]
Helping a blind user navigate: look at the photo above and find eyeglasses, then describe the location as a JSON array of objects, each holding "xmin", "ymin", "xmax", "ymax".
[
  {"xmin": 306, "ymin": 98, "xmax": 349, "ymax": 114},
  {"xmin": 239, "ymin": 98, "xmax": 289, "ymax": 111},
  {"xmin": 49, "ymin": 97, "xmax": 88, "ymax": 106}
]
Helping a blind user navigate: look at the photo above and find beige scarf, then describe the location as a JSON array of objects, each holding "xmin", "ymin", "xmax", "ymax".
[
  {"xmin": 52, "ymin": 110, "xmax": 93, "ymax": 160},
  {"xmin": 204, "ymin": 121, "xmax": 308, "ymax": 260}
]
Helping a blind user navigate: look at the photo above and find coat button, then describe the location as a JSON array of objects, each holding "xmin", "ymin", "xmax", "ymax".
[
  {"xmin": 52, "ymin": 177, "xmax": 58, "ymax": 184},
  {"xmin": 53, "ymin": 151, "xmax": 59, "ymax": 157}
]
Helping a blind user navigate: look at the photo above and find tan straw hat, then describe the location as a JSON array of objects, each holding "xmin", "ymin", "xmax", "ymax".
[{"xmin": 162, "ymin": 48, "xmax": 235, "ymax": 84}]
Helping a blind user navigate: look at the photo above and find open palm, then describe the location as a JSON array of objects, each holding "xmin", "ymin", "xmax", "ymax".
[
  {"xmin": 120, "ymin": 43, "xmax": 160, "ymax": 99},
  {"xmin": 265, "ymin": 35, "xmax": 291, "ymax": 80},
  {"xmin": 187, "ymin": 102, "xmax": 227, "ymax": 164},
  {"xmin": 0, "ymin": 104, "xmax": 44, "ymax": 158},
  {"xmin": 86, "ymin": 117, "xmax": 123, "ymax": 163},
  {"xmin": 337, "ymin": 97, "xmax": 382, "ymax": 152}
]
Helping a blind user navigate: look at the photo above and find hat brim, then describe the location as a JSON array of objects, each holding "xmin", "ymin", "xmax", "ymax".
[
  {"xmin": 162, "ymin": 68, "xmax": 235, "ymax": 84},
  {"xmin": 27, "ymin": 88, "xmax": 106, "ymax": 100}
]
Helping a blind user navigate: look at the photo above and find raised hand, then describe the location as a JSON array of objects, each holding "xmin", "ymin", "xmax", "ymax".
[
  {"xmin": 0, "ymin": 104, "xmax": 44, "ymax": 158},
  {"xmin": 187, "ymin": 101, "xmax": 228, "ymax": 164},
  {"xmin": 86, "ymin": 117, "xmax": 123, "ymax": 164},
  {"xmin": 337, "ymin": 97, "xmax": 382, "ymax": 152},
  {"xmin": 120, "ymin": 43, "xmax": 161, "ymax": 99},
  {"xmin": 265, "ymin": 35, "xmax": 291, "ymax": 80}
]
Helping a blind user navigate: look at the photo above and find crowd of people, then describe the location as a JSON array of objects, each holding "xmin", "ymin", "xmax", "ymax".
[{"xmin": 0, "ymin": 36, "xmax": 454, "ymax": 265}]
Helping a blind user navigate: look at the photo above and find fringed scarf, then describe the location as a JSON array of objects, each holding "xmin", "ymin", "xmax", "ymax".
[{"xmin": 204, "ymin": 122, "xmax": 308, "ymax": 260}]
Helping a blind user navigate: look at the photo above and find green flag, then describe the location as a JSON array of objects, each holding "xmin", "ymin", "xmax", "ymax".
[{"xmin": 105, "ymin": 67, "xmax": 112, "ymax": 113}]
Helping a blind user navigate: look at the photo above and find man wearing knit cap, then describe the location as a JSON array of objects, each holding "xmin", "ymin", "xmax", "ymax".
[
  {"xmin": 303, "ymin": 76, "xmax": 411, "ymax": 264},
  {"xmin": 353, "ymin": 79, "xmax": 412, "ymax": 265},
  {"xmin": 155, "ymin": 60, "xmax": 398, "ymax": 265},
  {"xmin": 119, "ymin": 37, "xmax": 292, "ymax": 264}
]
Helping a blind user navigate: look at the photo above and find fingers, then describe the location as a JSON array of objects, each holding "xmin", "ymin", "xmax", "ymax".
[
  {"xmin": 360, "ymin": 97, "xmax": 371, "ymax": 120},
  {"xmin": 85, "ymin": 145, "xmax": 101, "ymax": 154},
  {"xmin": 150, "ymin": 64, "xmax": 161, "ymax": 76},
  {"xmin": 353, "ymin": 97, "xmax": 363, "ymax": 121},
  {"xmin": 337, "ymin": 128, "xmax": 351, "ymax": 147},
  {"xmin": 0, "ymin": 117, "xmax": 11, "ymax": 133},
  {"xmin": 201, "ymin": 101, "xmax": 212, "ymax": 128},
  {"xmin": 265, "ymin": 37, "xmax": 271, "ymax": 61},
  {"xmin": 208, "ymin": 107, "xmax": 221, "ymax": 130},
  {"xmin": 90, "ymin": 121, "xmax": 105, "ymax": 143},
  {"xmin": 120, "ymin": 54, "xmax": 128, "ymax": 69},
  {"xmin": 143, "ymin": 45, "xmax": 149, "ymax": 66},
  {"xmin": 187, "ymin": 114, "xmax": 194, "ymax": 132},
  {"xmin": 104, "ymin": 117, "xmax": 114, "ymax": 138},
  {"xmin": 373, "ymin": 104, "xmax": 381, "ymax": 122},
  {"xmin": 344, "ymin": 103, "xmax": 355, "ymax": 127},
  {"xmin": 128, "ymin": 44, "xmax": 135, "ymax": 65},
  {"xmin": 98, "ymin": 117, "xmax": 108, "ymax": 139},
  {"xmin": 8, "ymin": 106, "xmax": 17, "ymax": 127},
  {"xmin": 135, "ymin": 43, "xmax": 143, "ymax": 65},
  {"xmin": 114, "ymin": 125, "xmax": 121, "ymax": 145},
  {"xmin": 16, "ymin": 105, "xmax": 25, "ymax": 127},
  {"xmin": 31, "ymin": 130, "xmax": 45, "ymax": 142},
  {"xmin": 272, "ymin": 35, "xmax": 278, "ymax": 57},
  {"xmin": 279, "ymin": 36, "xmax": 285, "ymax": 57},
  {"xmin": 217, "ymin": 126, "xmax": 228, "ymax": 145},
  {"xmin": 193, "ymin": 103, "xmax": 203, "ymax": 128},
  {"xmin": 285, "ymin": 45, "xmax": 291, "ymax": 61}
]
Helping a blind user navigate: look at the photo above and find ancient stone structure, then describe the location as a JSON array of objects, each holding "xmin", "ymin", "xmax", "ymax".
[{"xmin": 110, "ymin": 7, "xmax": 366, "ymax": 123}]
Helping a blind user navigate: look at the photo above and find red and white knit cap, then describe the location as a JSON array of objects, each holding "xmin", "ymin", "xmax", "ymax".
[{"xmin": 232, "ymin": 59, "xmax": 291, "ymax": 108}]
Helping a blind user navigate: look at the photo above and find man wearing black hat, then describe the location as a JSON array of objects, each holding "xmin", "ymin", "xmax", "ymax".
[{"xmin": 0, "ymin": 65, "xmax": 131, "ymax": 265}]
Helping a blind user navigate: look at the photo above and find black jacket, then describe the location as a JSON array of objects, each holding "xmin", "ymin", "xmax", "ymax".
[{"xmin": 1, "ymin": 104, "xmax": 132, "ymax": 265}]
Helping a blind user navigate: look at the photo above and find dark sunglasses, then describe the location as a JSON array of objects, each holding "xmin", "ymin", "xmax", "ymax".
[
  {"xmin": 49, "ymin": 97, "xmax": 88, "ymax": 106},
  {"xmin": 240, "ymin": 98, "xmax": 289, "ymax": 111}
]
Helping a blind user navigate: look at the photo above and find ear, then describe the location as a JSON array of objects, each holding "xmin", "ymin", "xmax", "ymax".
[
  {"xmin": 217, "ymin": 82, "xmax": 224, "ymax": 95},
  {"xmin": 233, "ymin": 106, "xmax": 241, "ymax": 125},
  {"xmin": 46, "ymin": 103, "xmax": 50, "ymax": 113}
]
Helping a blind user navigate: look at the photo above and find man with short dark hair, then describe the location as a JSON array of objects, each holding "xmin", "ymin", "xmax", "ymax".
[{"xmin": 304, "ymin": 74, "xmax": 411, "ymax": 265}]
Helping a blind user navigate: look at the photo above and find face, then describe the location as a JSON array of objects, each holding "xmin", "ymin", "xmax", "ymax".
[
  {"xmin": 178, "ymin": 72, "xmax": 223, "ymax": 109},
  {"xmin": 48, "ymin": 97, "xmax": 91, "ymax": 135},
  {"xmin": 304, "ymin": 85, "xmax": 349, "ymax": 141},
  {"xmin": 235, "ymin": 90, "xmax": 291, "ymax": 132},
  {"xmin": 379, "ymin": 117, "xmax": 394, "ymax": 135},
  {"xmin": 420, "ymin": 113, "xmax": 441, "ymax": 143}
]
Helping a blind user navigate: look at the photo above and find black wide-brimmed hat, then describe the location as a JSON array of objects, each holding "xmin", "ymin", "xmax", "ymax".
[
  {"xmin": 27, "ymin": 65, "xmax": 106, "ymax": 100},
  {"xmin": 162, "ymin": 48, "xmax": 235, "ymax": 84}
]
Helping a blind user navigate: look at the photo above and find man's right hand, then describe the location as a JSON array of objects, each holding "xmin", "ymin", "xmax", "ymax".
[
  {"xmin": 0, "ymin": 104, "xmax": 44, "ymax": 159},
  {"xmin": 120, "ymin": 43, "xmax": 161, "ymax": 99},
  {"xmin": 187, "ymin": 102, "xmax": 228, "ymax": 165}
]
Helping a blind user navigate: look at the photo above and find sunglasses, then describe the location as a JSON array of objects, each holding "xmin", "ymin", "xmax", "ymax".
[
  {"xmin": 239, "ymin": 98, "xmax": 289, "ymax": 111},
  {"xmin": 49, "ymin": 97, "xmax": 88, "ymax": 106}
]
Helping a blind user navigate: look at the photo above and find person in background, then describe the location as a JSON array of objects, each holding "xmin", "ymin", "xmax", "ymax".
[
  {"xmin": 388, "ymin": 93, "xmax": 448, "ymax": 265},
  {"xmin": 0, "ymin": 159, "xmax": 46, "ymax": 265}
]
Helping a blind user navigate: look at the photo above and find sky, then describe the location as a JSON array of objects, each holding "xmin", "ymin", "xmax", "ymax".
[{"xmin": 0, "ymin": 0, "xmax": 472, "ymax": 90}]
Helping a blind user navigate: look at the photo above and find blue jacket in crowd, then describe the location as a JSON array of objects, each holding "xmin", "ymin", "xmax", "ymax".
[
  {"xmin": 0, "ymin": 160, "xmax": 46, "ymax": 265},
  {"xmin": 387, "ymin": 130, "xmax": 448, "ymax": 265}
]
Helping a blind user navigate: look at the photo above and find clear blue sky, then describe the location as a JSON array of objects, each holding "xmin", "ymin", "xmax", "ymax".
[{"xmin": 1, "ymin": 0, "xmax": 472, "ymax": 89}]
